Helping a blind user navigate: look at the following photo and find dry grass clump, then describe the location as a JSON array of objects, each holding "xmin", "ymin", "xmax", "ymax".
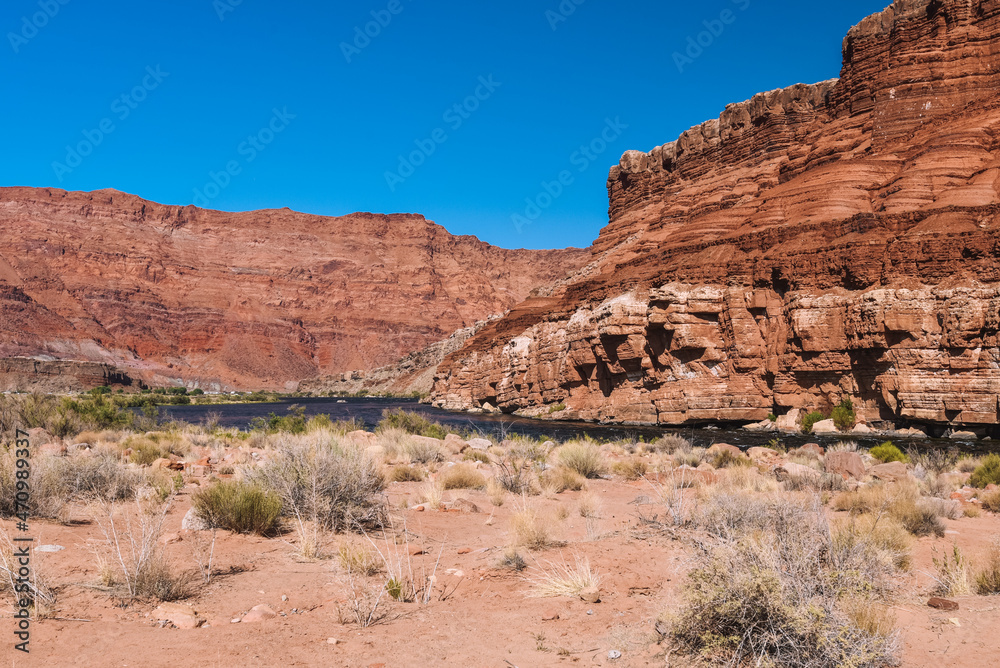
[
  {"xmin": 957, "ymin": 456, "xmax": 980, "ymax": 474},
  {"xmin": 387, "ymin": 465, "xmax": 425, "ymax": 483},
  {"xmin": 673, "ymin": 448, "xmax": 704, "ymax": 468},
  {"xmin": 832, "ymin": 483, "xmax": 947, "ymax": 537},
  {"xmin": 498, "ymin": 547, "xmax": 527, "ymax": 572},
  {"xmin": 556, "ymin": 441, "xmax": 605, "ymax": 478},
  {"xmin": 932, "ymin": 545, "xmax": 972, "ymax": 597},
  {"xmin": 191, "ymin": 481, "xmax": 282, "ymax": 536},
  {"xmin": 611, "ymin": 457, "xmax": 648, "ymax": 480},
  {"xmin": 0, "ymin": 529, "xmax": 56, "ymax": 616},
  {"xmin": 644, "ymin": 434, "xmax": 692, "ymax": 454},
  {"xmin": 710, "ymin": 449, "xmax": 752, "ymax": 470},
  {"xmin": 718, "ymin": 466, "xmax": 780, "ymax": 494},
  {"xmin": 529, "ymin": 555, "xmax": 601, "ymax": 598},
  {"xmin": 463, "ymin": 450, "xmax": 491, "ymax": 464},
  {"xmin": 337, "ymin": 542, "xmax": 383, "ymax": 576},
  {"xmin": 833, "ymin": 514, "xmax": 913, "ymax": 571},
  {"xmin": 672, "ymin": 492, "xmax": 901, "ymax": 667},
  {"xmin": 540, "ymin": 466, "xmax": 587, "ymax": 493},
  {"xmin": 975, "ymin": 541, "xmax": 1000, "ymax": 595},
  {"xmin": 486, "ymin": 477, "xmax": 507, "ymax": 506},
  {"xmin": 437, "ymin": 463, "xmax": 486, "ymax": 490},
  {"xmin": 982, "ymin": 489, "xmax": 1000, "ymax": 513},
  {"xmin": 491, "ymin": 449, "xmax": 539, "ymax": 496},
  {"xmin": 509, "ymin": 506, "xmax": 554, "ymax": 551},
  {"xmin": 418, "ymin": 482, "xmax": 443, "ymax": 510}
]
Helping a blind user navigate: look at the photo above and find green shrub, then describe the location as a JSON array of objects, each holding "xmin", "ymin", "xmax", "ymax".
[
  {"xmin": 377, "ymin": 409, "xmax": 449, "ymax": 439},
  {"xmin": 869, "ymin": 442, "xmax": 909, "ymax": 464},
  {"xmin": 250, "ymin": 405, "xmax": 308, "ymax": 434},
  {"xmin": 767, "ymin": 413, "xmax": 777, "ymax": 422},
  {"xmin": 189, "ymin": 388, "xmax": 205, "ymax": 396},
  {"xmin": 547, "ymin": 404, "xmax": 566, "ymax": 414},
  {"xmin": 800, "ymin": 411, "xmax": 826, "ymax": 434},
  {"xmin": 192, "ymin": 481, "xmax": 283, "ymax": 535},
  {"xmin": 831, "ymin": 398, "xmax": 856, "ymax": 432},
  {"xmin": 90, "ymin": 386, "xmax": 112, "ymax": 396},
  {"xmin": 970, "ymin": 454, "xmax": 1000, "ymax": 488}
]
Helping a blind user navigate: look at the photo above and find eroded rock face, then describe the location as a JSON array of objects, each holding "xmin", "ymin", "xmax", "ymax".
[
  {"xmin": 0, "ymin": 188, "xmax": 588, "ymax": 390},
  {"xmin": 432, "ymin": 0, "xmax": 1000, "ymax": 430}
]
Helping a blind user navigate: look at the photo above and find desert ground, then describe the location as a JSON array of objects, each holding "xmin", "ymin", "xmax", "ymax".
[{"xmin": 2, "ymin": 403, "xmax": 999, "ymax": 668}]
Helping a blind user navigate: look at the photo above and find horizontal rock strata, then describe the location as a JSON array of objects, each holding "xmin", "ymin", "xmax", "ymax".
[{"xmin": 432, "ymin": 0, "xmax": 1000, "ymax": 430}]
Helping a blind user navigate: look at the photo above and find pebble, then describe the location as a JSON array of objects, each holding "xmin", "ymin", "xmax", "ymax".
[{"xmin": 608, "ymin": 650, "xmax": 622, "ymax": 660}]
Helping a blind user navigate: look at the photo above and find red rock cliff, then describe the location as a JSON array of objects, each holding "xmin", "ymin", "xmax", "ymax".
[
  {"xmin": 0, "ymin": 188, "xmax": 588, "ymax": 390},
  {"xmin": 432, "ymin": 0, "xmax": 1000, "ymax": 430}
]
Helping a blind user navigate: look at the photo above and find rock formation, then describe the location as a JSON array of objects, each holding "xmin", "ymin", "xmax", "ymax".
[
  {"xmin": 0, "ymin": 188, "xmax": 588, "ymax": 390},
  {"xmin": 432, "ymin": 0, "xmax": 1000, "ymax": 432}
]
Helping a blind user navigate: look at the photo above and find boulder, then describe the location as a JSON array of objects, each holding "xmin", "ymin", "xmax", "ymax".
[
  {"xmin": 156, "ymin": 603, "xmax": 203, "ymax": 629},
  {"xmin": 851, "ymin": 423, "xmax": 874, "ymax": 435},
  {"xmin": 928, "ymin": 597, "xmax": 959, "ymax": 611},
  {"xmin": 181, "ymin": 507, "xmax": 210, "ymax": 531},
  {"xmin": 949, "ymin": 431, "xmax": 978, "ymax": 441},
  {"xmin": 826, "ymin": 451, "xmax": 866, "ymax": 480},
  {"xmin": 744, "ymin": 419, "xmax": 777, "ymax": 432},
  {"xmin": 870, "ymin": 460, "xmax": 910, "ymax": 483},
  {"xmin": 775, "ymin": 409, "xmax": 801, "ymax": 432},
  {"xmin": 776, "ymin": 462, "xmax": 822, "ymax": 481},
  {"xmin": 810, "ymin": 419, "xmax": 838, "ymax": 434},
  {"xmin": 747, "ymin": 447, "xmax": 784, "ymax": 467},
  {"xmin": 467, "ymin": 438, "xmax": 492, "ymax": 451},
  {"xmin": 707, "ymin": 443, "xmax": 743, "ymax": 458},
  {"xmin": 445, "ymin": 433, "xmax": 468, "ymax": 454},
  {"xmin": 798, "ymin": 443, "xmax": 826, "ymax": 457},
  {"xmin": 241, "ymin": 604, "xmax": 278, "ymax": 623}
]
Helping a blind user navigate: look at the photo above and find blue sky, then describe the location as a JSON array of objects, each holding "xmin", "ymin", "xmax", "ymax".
[{"xmin": 1, "ymin": 0, "xmax": 887, "ymax": 250}]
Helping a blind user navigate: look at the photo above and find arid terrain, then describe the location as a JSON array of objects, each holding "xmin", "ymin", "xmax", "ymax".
[{"xmin": 2, "ymin": 394, "xmax": 999, "ymax": 667}]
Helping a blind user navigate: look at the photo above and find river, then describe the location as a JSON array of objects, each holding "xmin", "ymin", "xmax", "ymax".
[{"xmin": 153, "ymin": 397, "xmax": 999, "ymax": 453}]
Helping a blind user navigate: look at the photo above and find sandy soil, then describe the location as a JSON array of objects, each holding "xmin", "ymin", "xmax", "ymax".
[{"xmin": 3, "ymin": 472, "xmax": 999, "ymax": 668}]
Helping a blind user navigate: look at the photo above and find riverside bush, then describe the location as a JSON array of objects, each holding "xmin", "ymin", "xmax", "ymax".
[
  {"xmin": 377, "ymin": 408, "xmax": 450, "ymax": 439},
  {"xmin": 970, "ymin": 454, "xmax": 1000, "ymax": 488},
  {"xmin": 800, "ymin": 411, "xmax": 826, "ymax": 434},
  {"xmin": 869, "ymin": 441, "xmax": 909, "ymax": 464},
  {"xmin": 192, "ymin": 481, "xmax": 282, "ymax": 535},
  {"xmin": 831, "ymin": 398, "xmax": 856, "ymax": 432}
]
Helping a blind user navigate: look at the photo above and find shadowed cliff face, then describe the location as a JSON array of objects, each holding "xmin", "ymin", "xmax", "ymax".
[
  {"xmin": 432, "ymin": 0, "xmax": 1000, "ymax": 429},
  {"xmin": 0, "ymin": 188, "xmax": 589, "ymax": 390}
]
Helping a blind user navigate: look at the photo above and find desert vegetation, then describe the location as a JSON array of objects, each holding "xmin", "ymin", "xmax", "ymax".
[{"xmin": 1, "ymin": 404, "xmax": 999, "ymax": 666}]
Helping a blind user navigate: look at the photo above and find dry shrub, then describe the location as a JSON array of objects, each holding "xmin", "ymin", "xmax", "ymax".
[
  {"xmin": 90, "ymin": 496, "xmax": 191, "ymax": 601},
  {"xmin": 418, "ymin": 482, "xmax": 443, "ymax": 509},
  {"xmin": 611, "ymin": 457, "xmax": 648, "ymax": 480},
  {"xmin": 463, "ymin": 450, "xmax": 491, "ymax": 464},
  {"xmin": 191, "ymin": 481, "xmax": 282, "ymax": 535},
  {"xmin": 710, "ymin": 449, "xmax": 751, "ymax": 470},
  {"xmin": 957, "ymin": 456, "xmax": 980, "ymax": 474},
  {"xmin": 509, "ymin": 506, "xmax": 553, "ymax": 551},
  {"xmin": 244, "ymin": 435, "xmax": 386, "ymax": 557},
  {"xmin": 673, "ymin": 492, "xmax": 901, "ymax": 667},
  {"xmin": 673, "ymin": 449, "xmax": 704, "ymax": 468},
  {"xmin": 387, "ymin": 465, "xmax": 425, "ymax": 483},
  {"xmin": 833, "ymin": 514, "xmax": 912, "ymax": 571},
  {"xmin": 0, "ymin": 529, "xmax": 56, "ymax": 616},
  {"xmin": 963, "ymin": 505, "xmax": 982, "ymax": 518},
  {"xmin": 557, "ymin": 441, "xmax": 605, "ymax": 479},
  {"xmin": 498, "ymin": 547, "xmax": 527, "ymax": 572},
  {"xmin": 577, "ymin": 492, "xmax": 601, "ymax": 519},
  {"xmin": 540, "ymin": 466, "xmax": 587, "ymax": 493},
  {"xmin": 438, "ymin": 463, "xmax": 486, "ymax": 490},
  {"xmin": 529, "ymin": 555, "xmax": 600, "ymax": 598},
  {"xmin": 403, "ymin": 437, "xmax": 444, "ymax": 465},
  {"xmin": 492, "ymin": 449, "xmax": 538, "ymax": 496},
  {"xmin": 0, "ymin": 452, "xmax": 146, "ymax": 521}
]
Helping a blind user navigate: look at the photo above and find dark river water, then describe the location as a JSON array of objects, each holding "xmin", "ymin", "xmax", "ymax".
[{"xmin": 155, "ymin": 397, "xmax": 999, "ymax": 453}]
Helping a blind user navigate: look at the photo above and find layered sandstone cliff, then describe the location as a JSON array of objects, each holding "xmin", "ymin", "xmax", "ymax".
[
  {"xmin": 432, "ymin": 0, "xmax": 1000, "ymax": 430},
  {"xmin": 0, "ymin": 188, "xmax": 588, "ymax": 390}
]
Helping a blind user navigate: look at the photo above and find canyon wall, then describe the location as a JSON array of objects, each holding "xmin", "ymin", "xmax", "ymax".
[
  {"xmin": 432, "ymin": 0, "xmax": 1000, "ymax": 430},
  {"xmin": 0, "ymin": 188, "xmax": 588, "ymax": 391}
]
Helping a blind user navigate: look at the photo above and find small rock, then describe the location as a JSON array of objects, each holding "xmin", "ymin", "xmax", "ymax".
[
  {"xmin": 928, "ymin": 597, "xmax": 959, "ymax": 611},
  {"xmin": 775, "ymin": 462, "xmax": 821, "ymax": 481},
  {"xmin": 541, "ymin": 609, "xmax": 560, "ymax": 621},
  {"xmin": 327, "ymin": 638, "xmax": 340, "ymax": 645},
  {"xmin": 579, "ymin": 587, "xmax": 601, "ymax": 603},
  {"xmin": 410, "ymin": 547, "xmax": 427, "ymax": 556},
  {"xmin": 35, "ymin": 545, "xmax": 65, "ymax": 553},
  {"xmin": 706, "ymin": 443, "xmax": 743, "ymax": 458},
  {"xmin": 452, "ymin": 498, "xmax": 480, "ymax": 513},
  {"xmin": 798, "ymin": 443, "xmax": 826, "ymax": 457},
  {"xmin": 608, "ymin": 650, "xmax": 622, "ymax": 660},
  {"xmin": 458, "ymin": 547, "xmax": 472, "ymax": 555},
  {"xmin": 826, "ymin": 451, "xmax": 867, "ymax": 481},
  {"xmin": 281, "ymin": 595, "xmax": 288, "ymax": 602},
  {"xmin": 870, "ymin": 460, "xmax": 909, "ymax": 483},
  {"xmin": 467, "ymin": 438, "xmax": 492, "ymax": 451},
  {"xmin": 156, "ymin": 603, "xmax": 203, "ymax": 630},
  {"xmin": 950, "ymin": 431, "xmax": 978, "ymax": 441},
  {"xmin": 160, "ymin": 533, "xmax": 182, "ymax": 545},
  {"xmin": 810, "ymin": 419, "xmax": 838, "ymax": 434}
]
